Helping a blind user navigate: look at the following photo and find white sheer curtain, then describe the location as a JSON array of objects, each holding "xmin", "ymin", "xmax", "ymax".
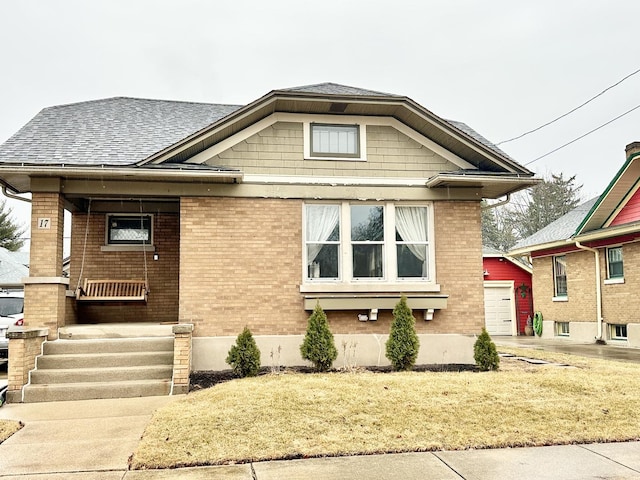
[
  {"xmin": 396, "ymin": 207, "xmax": 427, "ymax": 274},
  {"xmin": 306, "ymin": 205, "xmax": 339, "ymax": 265}
]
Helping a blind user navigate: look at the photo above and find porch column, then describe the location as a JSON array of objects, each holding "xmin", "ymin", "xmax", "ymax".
[
  {"xmin": 172, "ymin": 323, "xmax": 193, "ymax": 394},
  {"xmin": 23, "ymin": 181, "xmax": 68, "ymax": 339}
]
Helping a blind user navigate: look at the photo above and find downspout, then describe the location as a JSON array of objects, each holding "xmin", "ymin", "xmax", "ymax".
[{"xmin": 575, "ymin": 241, "xmax": 603, "ymax": 342}]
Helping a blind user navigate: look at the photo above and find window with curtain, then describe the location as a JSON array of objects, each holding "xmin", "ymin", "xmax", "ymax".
[
  {"xmin": 107, "ymin": 215, "xmax": 152, "ymax": 245},
  {"xmin": 305, "ymin": 205, "xmax": 340, "ymax": 280},
  {"xmin": 553, "ymin": 255, "xmax": 567, "ymax": 297},
  {"xmin": 395, "ymin": 206, "xmax": 428, "ymax": 278},
  {"xmin": 607, "ymin": 246, "xmax": 623, "ymax": 279}
]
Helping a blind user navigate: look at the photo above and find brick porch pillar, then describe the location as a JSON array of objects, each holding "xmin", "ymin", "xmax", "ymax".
[
  {"xmin": 23, "ymin": 182, "xmax": 69, "ymax": 339},
  {"xmin": 172, "ymin": 324, "xmax": 193, "ymax": 394},
  {"xmin": 6, "ymin": 328, "xmax": 48, "ymax": 403}
]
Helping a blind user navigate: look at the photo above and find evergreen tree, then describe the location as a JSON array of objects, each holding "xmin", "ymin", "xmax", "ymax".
[
  {"xmin": 474, "ymin": 328, "xmax": 500, "ymax": 371},
  {"xmin": 226, "ymin": 326, "xmax": 261, "ymax": 377},
  {"xmin": 300, "ymin": 302, "xmax": 337, "ymax": 372},
  {"xmin": 0, "ymin": 200, "xmax": 25, "ymax": 252},
  {"xmin": 385, "ymin": 296, "xmax": 420, "ymax": 371}
]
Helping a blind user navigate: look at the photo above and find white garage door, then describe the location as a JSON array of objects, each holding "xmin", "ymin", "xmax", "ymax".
[{"xmin": 484, "ymin": 284, "xmax": 514, "ymax": 336}]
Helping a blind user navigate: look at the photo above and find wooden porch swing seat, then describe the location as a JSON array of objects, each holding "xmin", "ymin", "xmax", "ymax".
[
  {"xmin": 76, "ymin": 279, "xmax": 149, "ymax": 303},
  {"xmin": 74, "ymin": 199, "xmax": 150, "ymax": 304}
]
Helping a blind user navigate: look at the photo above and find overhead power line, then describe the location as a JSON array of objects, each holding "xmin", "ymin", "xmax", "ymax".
[
  {"xmin": 497, "ymin": 66, "xmax": 640, "ymax": 145},
  {"xmin": 525, "ymin": 102, "xmax": 640, "ymax": 166}
]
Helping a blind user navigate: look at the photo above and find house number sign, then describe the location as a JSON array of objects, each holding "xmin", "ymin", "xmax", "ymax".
[{"xmin": 37, "ymin": 218, "xmax": 51, "ymax": 229}]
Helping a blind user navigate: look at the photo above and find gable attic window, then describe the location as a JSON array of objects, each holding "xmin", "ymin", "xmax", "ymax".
[
  {"xmin": 107, "ymin": 214, "xmax": 153, "ymax": 246},
  {"xmin": 306, "ymin": 123, "xmax": 364, "ymax": 160}
]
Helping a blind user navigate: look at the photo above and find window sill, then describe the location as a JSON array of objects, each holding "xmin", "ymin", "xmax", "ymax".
[
  {"xmin": 304, "ymin": 156, "xmax": 367, "ymax": 162},
  {"xmin": 604, "ymin": 277, "xmax": 625, "ymax": 285},
  {"xmin": 303, "ymin": 293, "xmax": 448, "ymax": 311},
  {"xmin": 552, "ymin": 296, "xmax": 568, "ymax": 302},
  {"xmin": 300, "ymin": 282, "xmax": 441, "ymax": 294},
  {"xmin": 100, "ymin": 245, "xmax": 155, "ymax": 253}
]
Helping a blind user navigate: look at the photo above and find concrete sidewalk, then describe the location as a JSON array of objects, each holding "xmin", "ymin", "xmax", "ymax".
[{"xmin": 1, "ymin": 396, "xmax": 640, "ymax": 479}]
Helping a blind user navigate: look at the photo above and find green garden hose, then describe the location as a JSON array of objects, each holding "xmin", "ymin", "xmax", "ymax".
[{"xmin": 533, "ymin": 311, "xmax": 543, "ymax": 337}]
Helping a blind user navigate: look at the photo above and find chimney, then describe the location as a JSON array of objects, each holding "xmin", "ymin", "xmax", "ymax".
[{"xmin": 625, "ymin": 142, "xmax": 640, "ymax": 158}]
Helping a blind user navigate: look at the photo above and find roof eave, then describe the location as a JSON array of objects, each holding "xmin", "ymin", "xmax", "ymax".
[{"xmin": 426, "ymin": 173, "xmax": 541, "ymax": 199}]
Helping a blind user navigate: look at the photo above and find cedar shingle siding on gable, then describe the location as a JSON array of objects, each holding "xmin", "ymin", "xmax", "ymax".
[{"xmin": 209, "ymin": 122, "xmax": 454, "ymax": 177}]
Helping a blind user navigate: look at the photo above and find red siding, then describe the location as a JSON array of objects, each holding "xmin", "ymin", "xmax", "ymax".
[
  {"xmin": 610, "ymin": 187, "xmax": 640, "ymax": 226},
  {"xmin": 483, "ymin": 257, "xmax": 533, "ymax": 334}
]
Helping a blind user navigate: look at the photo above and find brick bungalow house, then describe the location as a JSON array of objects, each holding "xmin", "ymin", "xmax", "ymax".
[
  {"xmin": 0, "ymin": 83, "xmax": 538, "ymax": 401},
  {"xmin": 510, "ymin": 142, "xmax": 640, "ymax": 347}
]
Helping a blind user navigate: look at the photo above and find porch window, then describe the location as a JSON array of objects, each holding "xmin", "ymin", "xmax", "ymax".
[
  {"xmin": 606, "ymin": 246, "xmax": 624, "ymax": 279},
  {"xmin": 107, "ymin": 214, "xmax": 153, "ymax": 245},
  {"xmin": 310, "ymin": 124, "xmax": 360, "ymax": 158},
  {"xmin": 553, "ymin": 255, "xmax": 567, "ymax": 298}
]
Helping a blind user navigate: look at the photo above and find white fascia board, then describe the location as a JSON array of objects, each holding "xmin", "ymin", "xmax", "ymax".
[
  {"xmin": 243, "ymin": 174, "xmax": 428, "ymax": 187},
  {"xmin": 185, "ymin": 112, "xmax": 475, "ymax": 170}
]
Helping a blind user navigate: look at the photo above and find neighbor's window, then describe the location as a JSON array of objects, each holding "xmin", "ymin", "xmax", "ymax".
[
  {"xmin": 607, "ymin": 246, "xmax": 624, "ymax": 279},
  {"xmin": 351, "ymin": 205, "xmax": 384, "ymax": 278},
  {"xmin": 305, "ymin": 204, "xmax": 340, "ymax": 280},
  {"xmin": 310, "ymin": 124, "xmax": 360, "ymax": 158},
  {"xmin": 556, "ymin": 322, "xmax": 569, "ymax": 336},
  {"xmin": 553, "ymin": 255, "xmax": 567, "ymax": 297},
  {"xmin": 395, "ymin": 206, "xmax": 429, "ymax": 278},
  {"xmin": 107, "ymin": 215, "xmax": 152, "ymax": 245},
  {"xmin": 610, "ymin": 324, "xmax": 628, "ymax": 340}
]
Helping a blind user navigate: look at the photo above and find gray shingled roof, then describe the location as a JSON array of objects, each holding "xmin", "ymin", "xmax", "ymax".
[
  {"xmin": 0, "ymin": 247, "xmax": 29, "ymax": 286},
  {"xmin": 0, "ymin": 98, "xmax": 241, "ymax": 167},
  {"xmin": 512, "ymin": 197, "xmax": 600, "ymax": 250},
  {"xmin": 280, "ymin": 82, "xmax": 397, "ymax": 97},
  {"xmin": 446, "ymin": 120, "xmax": 515, "ymax": 162}
]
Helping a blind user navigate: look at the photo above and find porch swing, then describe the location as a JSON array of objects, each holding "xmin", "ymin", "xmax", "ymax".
[{"xmin": 75, "ymin": 199, "xmax": 149, "ymax": 303}]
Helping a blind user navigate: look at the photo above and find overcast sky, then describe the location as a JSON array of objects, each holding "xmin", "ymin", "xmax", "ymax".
[{"xmin": 1, "ymin": 1, "xmax": 639, "ymax": 241}]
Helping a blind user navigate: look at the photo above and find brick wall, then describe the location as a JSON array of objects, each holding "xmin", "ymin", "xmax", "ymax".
[
  {"xmin": 601, "ymin": 242, "xmax": 640, "ymax": 323},
  {"xmin": 69, "ymin": 212, "xmax": 179, "ymax": 323},
  {"xmin": 532, "ymin": 251, "xmax": 597, "ymax": 322},
  {"xmin": 180, "ymin": 198, "xmax": 484, "ymax": 337}
]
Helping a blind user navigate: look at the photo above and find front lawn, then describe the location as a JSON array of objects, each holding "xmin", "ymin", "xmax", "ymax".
[
  {"xmin": 0, "ymin": 419, "xmax": 22, "ymax": 443},
  {"xmin": 131, "ymin": 348, "xmax": 640, "ymax": 469}
]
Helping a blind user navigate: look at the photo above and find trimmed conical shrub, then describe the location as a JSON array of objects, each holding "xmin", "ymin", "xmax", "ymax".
[
  {"xmin": 474, "ymin": 328, "xmax": 500, "ymax": 371},
  {"xmin": 300, "ymin": 302, "xmax": 338, "ymax": 372},
  {"xmin": 226, "ymin": 326, "xmax": 261, "ymax": 377},
  {"xmin": 385, "ymin": 296, "xmax": 420, "ymax": 371}
]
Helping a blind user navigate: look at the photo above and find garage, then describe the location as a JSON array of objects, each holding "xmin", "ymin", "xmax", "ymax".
[{"xmin": 484, "ymin": 281, "xmax": 516, "ymax": 336}]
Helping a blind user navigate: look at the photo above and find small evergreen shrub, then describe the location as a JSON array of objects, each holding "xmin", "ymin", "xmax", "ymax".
[
  {"xmin": 474, "ymin": 328, "xmax": 500, "ymax": 371},
  {"xmin": 300, "ymin": 302, "xmax": 338, "ymax": 372},
  {"xmin": 226, "ymin": 326, "xmax": 261, "ymax": 377},
  {"xmin": 385, "ymin": 296, "xmax": 420, "ymax": 371}
]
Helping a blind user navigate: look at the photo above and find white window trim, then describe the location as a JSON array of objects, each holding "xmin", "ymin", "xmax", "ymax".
[
  {"xmin": 605, "ymin": 245, "xmax": 624, "ymax": 281},
  {"xmin": 552, "ymin": 255, "xmax": 567, "ymax": 298},
  {"xmin": 609, "ymin": 323, "xmax": 628, "ymax": 341},
  {"xmin": 556, "ymin": 321, "xmax": 570, "ymax": 337},
  {"xmin": 552, "ymin": 296, "xmax": 568, "ymax": 302},
  {"xmin": 301, "ymin": 201, "xmax": 438, "ymax": 293},
  {"xmin": 604, "ymin": 277, "xmax": 625, "ymax": 285},
  {"xmin": 303, "ymin": 121, "xmax": 367, "ymax": 161}
]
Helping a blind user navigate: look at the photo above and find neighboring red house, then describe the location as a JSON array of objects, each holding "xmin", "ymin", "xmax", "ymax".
[
  {"xmin": 483, "ymin": 246, "xmax": 533, "ymax": 335},
  {"xmin": 510, "ymin": 142, "xmax": 640, "ymax": 346}
]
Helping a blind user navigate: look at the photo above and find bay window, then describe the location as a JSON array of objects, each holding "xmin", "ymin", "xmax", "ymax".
[{"xmin": 303, "ymin": 202, "xmax": 434, "ymax": 285}]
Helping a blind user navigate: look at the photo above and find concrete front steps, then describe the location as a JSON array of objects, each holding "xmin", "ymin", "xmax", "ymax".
[{"xmin": 22, "ymin": 325, "xmax": 175, "ymax": 403}]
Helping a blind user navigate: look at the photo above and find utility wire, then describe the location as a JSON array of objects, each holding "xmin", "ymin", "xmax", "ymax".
[
  {"xmin": 497, "ymin": 66, "xmax": 640, "ymax": 145},
  {"xmin": 525, "ymin": 102, "xmax": 640, "ymax": 166}
]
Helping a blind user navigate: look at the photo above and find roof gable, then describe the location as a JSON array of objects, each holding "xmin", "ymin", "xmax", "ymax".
[{"xmin": 608, "ymin": 183, "xmax": 640, "ymax": 227}]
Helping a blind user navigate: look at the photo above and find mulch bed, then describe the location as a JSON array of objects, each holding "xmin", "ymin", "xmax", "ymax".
[{"xmin": 190, "ymin": 364, "xmax": 477, "ymax": 391}]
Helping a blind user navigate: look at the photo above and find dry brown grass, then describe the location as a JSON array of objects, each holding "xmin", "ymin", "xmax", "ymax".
[
  {"xmin": 131, "ymin": 349, "xmax": 640, "ymax": 469},
  {"xmin": 0, "ymin": 419, "xmax": 22, "ymax": 443}
]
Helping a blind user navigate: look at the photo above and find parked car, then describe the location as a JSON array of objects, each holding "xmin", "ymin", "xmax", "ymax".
[{"xmin": 0, "ymin": 290, "xmax": 24, "ymax": 358}]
